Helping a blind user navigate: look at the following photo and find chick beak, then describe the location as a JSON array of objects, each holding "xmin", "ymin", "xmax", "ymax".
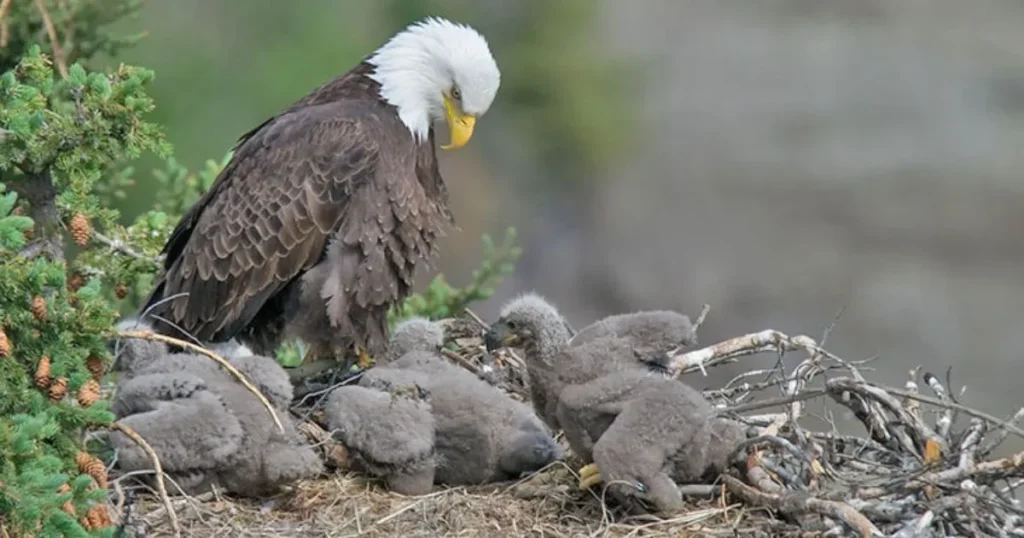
[
  {"xmin": 441, "ymin": 93, "xmax": 477, "ymax": 150},
  {"xmin": 484, "ymin": 326, "xmax": 504, "ymax": 352}
]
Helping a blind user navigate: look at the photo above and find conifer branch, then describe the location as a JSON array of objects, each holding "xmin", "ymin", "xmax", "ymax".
[
  {"xmin": 91, "ymin": 229, "xmax": 160, "ymax": 264},
  {"xmin": 109, "ymin": 422, "xmax": 181, "ymax": 538},
  {"xmin": 116, "ymin": 329, "xmax": 286, "ymax": 434}
]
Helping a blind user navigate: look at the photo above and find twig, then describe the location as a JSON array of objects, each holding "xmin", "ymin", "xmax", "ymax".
[
  {"xmin": 668, "ymin": 329, "xmax": 830, "ymax": 379},
  {"xmin": 858, "ymin": 449, "xmax": 1024, "ymax": 498},
  {"xmin": 109, "ymin": 422, "xmax": 180, "ymax": 538},
  {"xmin": 116, "ymin": 329, "xmax": 285, "ymax": 433},
  {"xmin": 92, "ymin": 230, "xmax": 161, "ymax": 265},
  {"xmin": 33, "ymin": 0, "xmax": 68, "ymax": 78},
  {"xmin": 0, "ymin": 0, "xmax": 11, "ymax": 48},
  {"xmin": 883, "ymin": 385, "xmax": 1024, "ymax": 443},
  {"xmin": 923, "ymin": 372, "xmax": 953, "ymax": 440},
  {"xmin": 722, "ymin": 474, "xmax": 882, "ymax": 537},
  {"xmin": 691, "ymin": 303, "xmax": 711, "ymax": 334},
  {"xmin": 462, "ymin": 307, "xmax": 489, "ymax": 330},
  {"xmin": 440, "ymin": 348, "xmax": 480, "ymax": 374}
]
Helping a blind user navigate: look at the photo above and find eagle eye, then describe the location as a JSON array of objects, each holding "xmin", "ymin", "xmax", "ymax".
[{"xmin": 451, "ymin": 86, "xmax": 462, "ymax": 101}]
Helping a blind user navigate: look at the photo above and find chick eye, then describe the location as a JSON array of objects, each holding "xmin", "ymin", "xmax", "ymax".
[
  {"xmin": 506, "ymin": 320, "xmax": 518, "ymax": 330},
  {"xmin": 451, "ymin": 87, "xmax": 462, "ymax": 100}
]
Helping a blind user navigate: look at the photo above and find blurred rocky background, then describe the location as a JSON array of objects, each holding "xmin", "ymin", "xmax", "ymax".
[{"xmin": 110, "ymin": 1, "xmax": 1024, "ymax": 449}]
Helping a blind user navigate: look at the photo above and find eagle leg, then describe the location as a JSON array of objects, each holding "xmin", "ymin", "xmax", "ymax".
[
  {"xmin": 578, "ymin": 462, "xmax": 602, "ymax": 490},
  {"xmin": 355, "ymin": 346, "xmax": 374, "ymax": 370}
]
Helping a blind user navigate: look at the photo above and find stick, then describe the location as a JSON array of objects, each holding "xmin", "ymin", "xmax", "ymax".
[
  {"xmin": 116, "ymin": 329, "xmax": 285, "ymax": 433},
  {"xmin": 0, "ymin": 0, "xmax": 11, "ymax": 47},
  {"xmin": 109, "ymin": 422, "xmax": 180, "ymax": 538},
  {"xmin": 722, "ymin": 474, "xmax": 882, "ymax": 537},
  {"xmin": 668, "ymin": 329, "xmax": 827, "ymax": 379},
  {"xmin": 857, "ymin": 449, "xmax": 1024, "ymax": 498},
  {"xmin": 881, "ymin": 385, "xmax": 1024, "ymax": 443},
  {"xmin": 92, "ymin": 230, "xmax": 161, "ymax": 265},
  {"xmin": 33, "ymin": 0, "xmax": 68, "ymax": 78}
]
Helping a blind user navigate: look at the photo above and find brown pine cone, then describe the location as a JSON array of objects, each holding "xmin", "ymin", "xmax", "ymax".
[
  {"xmin": 77, "ymin": 379, "xmax": 100, "ymax": 407},
  {"xmin": 114, "ymin": 283, "xmax": 129, "ymax": 300},
  {"xmin": 69, "ymin": 213, "xmax": 90, "ymax": 247},
  {"xmin": 48, "ymin": 376, "xmax": 68, "ymax": 402},
  {"xmin": 0, "ymin": 328, "xmax": 10, "ymax": 357},
  {"xmin": 67, "ymin": 272, "xmax": 86, "ymax": 293},
  {"xmin": 75, "ymin": 452, "xmax": 108, "ymax": 489},
  {"xmin": 12, "ymin": 206, "xmax": 24, "ymax": 216},
  {"xmin": 34, "ymin": 356, "xmax": 52, "ymax": 389},
  {"xmin": 85, "ymin": 355, "xmax": 105, "ymax": 380},
  {"xmin": 57, "ymin": 484, "xmax": 75, "ymax": 516},
  {"xmin": 30, "ymin": 295, "xmax": 47, "ymax": 322},
  {"xmin": 84, "ymin": 504, "xmax": 111, "ymax": 530},
  {"xmin": 22, "ymin": 227, "xmax": 33, "ymax": 241}
]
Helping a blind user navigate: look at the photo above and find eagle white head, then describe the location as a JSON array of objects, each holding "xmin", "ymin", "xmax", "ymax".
[{"xmin": 367, "ymin": 17, "xmax": 501, "ymax": 150}]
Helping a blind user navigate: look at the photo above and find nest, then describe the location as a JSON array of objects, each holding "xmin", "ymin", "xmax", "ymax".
[{"xmin": 107, "ymin": 311, "xmax": 1024, "ymax": 537}]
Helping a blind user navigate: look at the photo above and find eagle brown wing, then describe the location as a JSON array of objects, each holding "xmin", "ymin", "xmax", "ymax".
[{"xmin": 149, "ymin": 100, "xmax": 403, "ymax": 343}]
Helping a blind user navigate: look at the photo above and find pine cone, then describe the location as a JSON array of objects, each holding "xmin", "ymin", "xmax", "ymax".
[
  {"xmin": 35, "ymin": 356, "xmax": 52, "ymax": 389},
  {"xmin": 85, "ymin": 355, "xmax": 105, "ymax": 380},
  {"xmin": 114, "ymin": 282, "xmax": 129, "ymax": 300},
  {"xmin": 0, "ymin": 328, "xmax": 10, "ymax": 357},
  {"xmin": 22, "ymin": 227, "xmax": 33, "ymax": 241},
  {"xmin": 49, "ymin": 376, "xmax": 68, "ymax": 402},
  {"xmin": 30, "ymin": 295, "xmax": 47, "ymax": 322},
  {"xmin": 67, "ymin": 272, "xmax": 86, "ymax": 293},
  {"xmin": 76, "ymin": 452, "xmax": 108, "ymax": 489},
  {"xmin": 12, "ymin": 206, "xmax": 24, "ymax": 216},
  {"xmin": 84, "ymin": 504, "xmax": 111, "ymax": 530},
  {"xmin": 77, "ymin": 379, "xmax": 100, "ymax": 407},
  {"xmin": 58, "ymin": 484, "xmax": 75, "ymax": 516},
  {"xmin": 69, "ymin": 213, "xmax": 90, "ymax": 246}
]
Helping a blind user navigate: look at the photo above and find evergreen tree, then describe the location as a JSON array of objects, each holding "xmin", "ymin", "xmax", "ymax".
[{"xmin": 0, "ymin": 2, "xmax": 520, "ymax": 534}]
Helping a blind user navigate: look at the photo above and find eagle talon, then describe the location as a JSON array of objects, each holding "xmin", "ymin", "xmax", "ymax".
[
  {"xmin": 578, "ymin": 463, "xmax": 602, "ymax": 490},
  {"xmin": 356, "ymin": 347, "xmax": 374, "ymax": 370}
]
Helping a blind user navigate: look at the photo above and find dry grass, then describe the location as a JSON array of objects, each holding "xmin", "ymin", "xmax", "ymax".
[{"xmin": 119, "ymin": 463, "xmax": 782, "ymax": 538}]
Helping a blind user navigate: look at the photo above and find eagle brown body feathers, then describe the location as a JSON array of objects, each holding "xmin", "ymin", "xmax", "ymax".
[{"xmin": 143, "ymin": 62, "xmax": 453, "ymax": 360}]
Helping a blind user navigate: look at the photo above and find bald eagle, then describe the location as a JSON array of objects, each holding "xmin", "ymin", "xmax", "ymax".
[{"xmin": 141, "ymin": 18, "xmax": 501, "ymax": 365}]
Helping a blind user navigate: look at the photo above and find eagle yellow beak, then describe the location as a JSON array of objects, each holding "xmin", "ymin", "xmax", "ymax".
[{"xmin": 441, "ymin": 94, "xmax": 476, "ymax": 150}]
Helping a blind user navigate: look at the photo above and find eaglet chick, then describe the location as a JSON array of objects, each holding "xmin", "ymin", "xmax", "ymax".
[
  {"xmin": 558, "ymin": 369, "xmax": 746, "ymax": 514},
  {"xmin": 569, "ymin": 309, "xmax": 698, "ymax": 372},
  {"xmin": 108, "ymin": 318, "xmax": 323, "ymax": 496},
  {"xmin": 324, "ymin": 380, "xmax": 437, "ymax": 495},
  {"xmin": 363, "ymin": 317, "xmax": 563, "ymax": 485},
  {"xmin": 484, "ymin": 293, "xmax": 670, "ymax": 430}
]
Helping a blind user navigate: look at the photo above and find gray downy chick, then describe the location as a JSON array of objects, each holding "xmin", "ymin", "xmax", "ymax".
[
  {"xmin": 569, "ymin": 310, "xmax": 698, "ymax": 373},
  {"xmin": 109, "ymin": 325, "xmax": 322, "ymax": 497},
  {"xmin": 109, "ymin": 371, "xmax": 245, "ymax": 494},
  {"xmin": 324, "ymin": 382, "xmax": 436, "ymax": 495},
  {"xmin": 381, "ymin": 316, "xmax": 446, "ymax": 363},
  {"xmin": 372, "ymin": 318, "xmax": 563, "ymax": 484},
  {"xmin": 110, "ymin": 316, "xmax": 171, "ymax": 376},
  {"xmin": 484, "ymin": 293, "xmax": 661, "ymax": 431},
  {"xmin": 370, "ymin": 357, "xmax": 563, "ymax": 485},
  {"xmin": 206, "ymin": 370, "xmax": 324, "ymax": 496},
  {"xmin": 558, "ymin": 369, "xmax": 737, "ymax": 514}
]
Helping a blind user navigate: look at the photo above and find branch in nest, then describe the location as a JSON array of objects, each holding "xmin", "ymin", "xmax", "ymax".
[
  {"xmin": 667, "ymin": 329, "xmax": 829, "ymax": 379},
  {"xmin": 116, "ymin": 329, "xmax": 285, "ymax": 434},
  {"xmin": 857, "ymin": 449, "xmax": 1024, "ymax": 498},
  {"xmin": 722, "ymin": 474, "xmax": 882, "ymax": 537},
  {"xmin": 109, "ymin": 422, "xmax": 181, "ymax": 538}
]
